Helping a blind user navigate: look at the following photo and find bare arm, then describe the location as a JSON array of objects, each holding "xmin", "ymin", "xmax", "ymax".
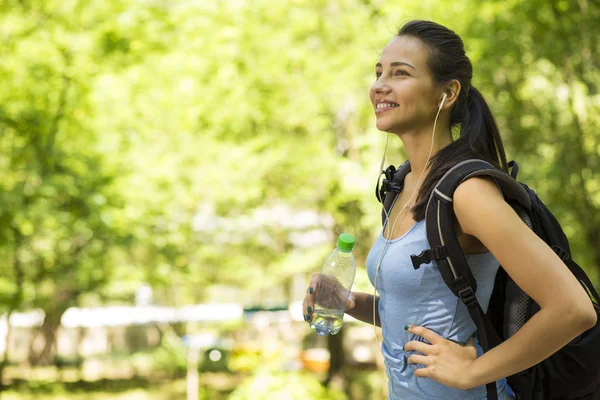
[
  {"xmin": 454, "ymin": 177, "xmax": 597, "ymax": 388},
  {"xmin": 345, "ymin": 292, "xmax": 381, "ymax": 327}
]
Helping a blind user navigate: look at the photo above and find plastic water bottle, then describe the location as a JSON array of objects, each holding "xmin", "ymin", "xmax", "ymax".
[{"xmin": 310, "ymin": 233, "xmax": 356, "ymax": 336}]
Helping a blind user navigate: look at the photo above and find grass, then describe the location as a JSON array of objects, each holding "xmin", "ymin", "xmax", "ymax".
[
  {"xmin": 2, "ymin": 378, "xmax": 189, "ymax": 400},
  {"xmin": 1, "ymin": 372, "xmax": 240, "ymax": 400}
]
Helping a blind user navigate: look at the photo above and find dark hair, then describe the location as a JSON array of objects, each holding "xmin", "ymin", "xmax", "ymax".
[{"xmin": 397, "ymin": 20, "xmax": 508, "ymax": 221}]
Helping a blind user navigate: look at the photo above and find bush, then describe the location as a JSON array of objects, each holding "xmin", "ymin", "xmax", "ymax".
[
  {"xmin": 229, "ymin": 369, "xmax": 348, "ymax": 400},
  {"xmin": 149, "ymin": 335, "xmax": 188, "ymax": 377}
]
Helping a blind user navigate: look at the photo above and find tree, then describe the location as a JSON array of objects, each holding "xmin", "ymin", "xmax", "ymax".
[{"xmin": 467, "ymin": 0, "xmax": 600, "ymax": 280}]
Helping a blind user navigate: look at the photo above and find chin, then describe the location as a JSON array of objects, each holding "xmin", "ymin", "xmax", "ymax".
[
  {"xmin": 376, "ymin": 120, "xmax": 400, "ymax": 134},
  {"xmin": 375, "ymin": 119, "xmax": 392, "ymax": 132}
]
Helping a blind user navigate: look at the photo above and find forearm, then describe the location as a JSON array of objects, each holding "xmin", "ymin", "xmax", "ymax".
[
  {"xmin": 468, "ymin": 306, "xmax": 594, "ymax": 388},
  {"xmin": 346, "ymin": 292, "xmax": 380, "ymax": 327}
]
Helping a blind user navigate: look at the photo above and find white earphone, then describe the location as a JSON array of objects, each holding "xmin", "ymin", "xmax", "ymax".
[{"xmin": 439, "ymin": 91, "xmax": 448, "ymax": 110}]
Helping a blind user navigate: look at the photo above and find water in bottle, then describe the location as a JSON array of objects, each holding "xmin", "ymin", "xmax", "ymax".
[{"xmin": 310, "ymin": 233, "xmax": 356, "ymax": 336}]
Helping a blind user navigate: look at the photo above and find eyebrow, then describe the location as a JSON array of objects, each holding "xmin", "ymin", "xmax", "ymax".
[{"xmin": 375, "ymin": 61, "xmax": 416, "ymax": 70}]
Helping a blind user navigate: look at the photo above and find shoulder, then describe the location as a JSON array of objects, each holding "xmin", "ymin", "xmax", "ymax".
[
  {"xmin": 454, "ymin": 176, "xmax": 503, "ymax": 203},
  {"xmin": 452, "ymin": 176, "xmax": 512, "ymax": 237}
]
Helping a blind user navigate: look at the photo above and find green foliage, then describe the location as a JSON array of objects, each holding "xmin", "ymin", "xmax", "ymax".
[
  {"xmin": 0, "ymin": 0, "xmax": 598, "ymax": 356},
  {"xmin": 147, "ymin": 335, "xmax": 187, "ymax": 377},
  {"xmin": 3, "ymin": 378, "xmax": 189, "ymax": 400},
  {"xmin": 229, "ymin": 369, "xmax": 347, "ymax": 400},
  {"xmin": 466, "ymin": 0, "xmax": 600, "ymax": 279}
]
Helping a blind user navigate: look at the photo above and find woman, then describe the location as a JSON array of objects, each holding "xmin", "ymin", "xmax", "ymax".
[{"xmin": 302, "ymin": 20, "xmax": 596, "ymax": 399}]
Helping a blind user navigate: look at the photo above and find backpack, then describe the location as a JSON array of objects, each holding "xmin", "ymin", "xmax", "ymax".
[{"xmin": 376, "ymin": 159, "xmax": 600, "ymax": 400}]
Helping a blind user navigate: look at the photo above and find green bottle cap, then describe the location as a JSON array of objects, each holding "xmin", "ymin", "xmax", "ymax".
[{"xmin": 337, "ymin": 233, "xmax": 355, "ymax": 252}]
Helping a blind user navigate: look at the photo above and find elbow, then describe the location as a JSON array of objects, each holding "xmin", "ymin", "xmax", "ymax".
[
  {"xmin": 581, "ymin": 304, "xmax": 598, "ymax": 331},
  {"xmin": 570, "ymin": 300, "xmax": 597, "ymax": 333},
  {"xmin": 552, "ymin": 295, "xmax": 598, "ymax": 336}
]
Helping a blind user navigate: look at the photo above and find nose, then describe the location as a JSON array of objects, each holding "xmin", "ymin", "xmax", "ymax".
[{"xmin": 371, "ymin": 78, "xmax": 391, "ymax": 95}]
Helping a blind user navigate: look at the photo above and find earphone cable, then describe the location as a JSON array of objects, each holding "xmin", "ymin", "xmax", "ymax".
[{"xmin": 372, "ymin": 98, "xmax": 446, "ymax": 354}]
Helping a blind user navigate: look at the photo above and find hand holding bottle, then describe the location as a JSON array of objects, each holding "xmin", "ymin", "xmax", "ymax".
[
  {"xmin": 302, "ymin": 233, "xmax": 356, "ymax": 335},
  {"xmin": 303, "ymin": 273, "xmax": 356, "ymax": 322}
]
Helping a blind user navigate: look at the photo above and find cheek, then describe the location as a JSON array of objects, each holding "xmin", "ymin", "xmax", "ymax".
[{"xmin": 400, "ymin": 95, "xmax": 430, "ymax": 115}]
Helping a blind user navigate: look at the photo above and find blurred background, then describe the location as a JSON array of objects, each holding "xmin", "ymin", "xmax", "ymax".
[{"xmin": 0, "ymin": 0, "xmax": 598, "ymax": 399}]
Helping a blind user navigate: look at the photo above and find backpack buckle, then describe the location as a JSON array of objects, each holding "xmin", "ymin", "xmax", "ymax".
[
  {"xmin": 551, "ymin": 245, "xmax": 570, "ymax": 262},
  {"xmin": 377, "ymin": 165, "xmax": 399, "ymax": 203},
  {"xmin": 457, "ymin": 286, "xmax": 477, "ymax": 309},
  {"xmin": 381, "ymin": 179, "xmax": 402, "ymax": 194},
  {"xmin": 411, "ymin": 246, "xmax": 448, "ymax": 270}
]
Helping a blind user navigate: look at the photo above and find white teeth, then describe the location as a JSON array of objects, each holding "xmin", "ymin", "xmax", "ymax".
[{"xmin": 376, "ymin": 103, "xmax": 398, "ymax": 109}]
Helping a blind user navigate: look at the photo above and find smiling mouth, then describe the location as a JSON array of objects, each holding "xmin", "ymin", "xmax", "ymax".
[{"xmin": 375, "ymin": 103, "xmax": 399, "ymax": 114}]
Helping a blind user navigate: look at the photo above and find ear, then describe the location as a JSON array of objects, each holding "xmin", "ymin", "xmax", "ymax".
[{"xmin": 439, "ymin": 79, "xmax": 461, "ymax": 110}]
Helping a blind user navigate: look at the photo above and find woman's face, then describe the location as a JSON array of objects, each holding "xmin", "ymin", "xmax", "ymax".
[{"xmin": 369, "ymin": 36, "xmax": 441, "ymax": 134}]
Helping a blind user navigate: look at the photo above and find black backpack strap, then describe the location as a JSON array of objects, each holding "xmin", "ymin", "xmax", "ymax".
[
  {"xmin": 418, "ymin": 160, "xmax": 491, "ymax": 290},
  {"xmin": 413, "ymin": 159, "xmax": 531, "ymax": 400},
  {"xmin": 567, "ymin": 259, "xmax": 600, "ymax": 306},
  {"xmin": 412, "ymin": 159, "xmax": 531, "ymax": 290},
  {"xmin": 379, "ymin": 161, "xmax": 411, "ymax": 225},
  {"xmin": 508, "ymin": 160, "xmax": 519, "ymax": 179}
]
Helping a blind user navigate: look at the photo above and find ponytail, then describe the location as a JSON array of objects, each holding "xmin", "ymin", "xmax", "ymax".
[{"xmin": 458, "ymin": 86, "xmax": 508, "ymax": 172}]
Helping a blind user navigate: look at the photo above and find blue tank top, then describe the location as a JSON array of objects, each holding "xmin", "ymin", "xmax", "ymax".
[{"xmin": 366, "ymin": 219, "xmax": 514, "ymax": 399}]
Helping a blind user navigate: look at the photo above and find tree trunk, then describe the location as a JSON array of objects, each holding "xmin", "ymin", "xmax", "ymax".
[
  {"xmin": 0, "ymin": 310, "xmax": 14, "ymax": 392},
  {"xmin": 29, "ymin": 309, "xmax": 64, "ymax": 367},
  {"xmin": 1, "ymin": 228, "xmax": 26, "ymax": 388},
  {"xmin": 28, "ymin": 288, "xmax": 78, "ymax": 367},
  {"xmin": 76, "ymin": 327, "xmax": 85, "ymax": 381},
  {"xmin": 325, "ymin": 328, "xmax": 347, "ymax": 391}
]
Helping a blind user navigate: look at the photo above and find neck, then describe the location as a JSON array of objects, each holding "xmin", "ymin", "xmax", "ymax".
[{"xmin": 397, "ymin": 119, "xmax": 453, "ymax": 184}]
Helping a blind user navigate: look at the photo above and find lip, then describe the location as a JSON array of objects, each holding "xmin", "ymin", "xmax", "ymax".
[{"xmin": 374, "ymin": 100, "xmax": 399, "ymax": 115}]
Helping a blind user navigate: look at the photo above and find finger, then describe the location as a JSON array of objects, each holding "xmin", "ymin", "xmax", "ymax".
[
  {"xmin": 346, "ymin": 292, "xmax": 356, "ymax": 310},
  {"xmin": 403, "ymin": 340, "xmax": 433, "ymax": 355},
  {"xmin": 301, "ymin": 297, "xmax": 313, "ymax": 322},
  {"xmin": 406, "ymin": 325, "xmax": 441, "ymax": 344},
  {"xmin": 414, "ymin": 367, "xmax": 431, "ymax": 378},
  {"xmin": 301, "ymin": 299, "xmax": 310, "ymax": 322},
  {"xmin": 407, "ymin": 354, "xmax": 431, "ymax": 366},
  {"xmin": 303, "ymin": 273, "xmax": 320, "ymax": 322}
]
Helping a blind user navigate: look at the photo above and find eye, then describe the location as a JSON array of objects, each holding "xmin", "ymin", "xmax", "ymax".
[
  {"xmin": 375, "ymin": 71, "xmax": 382, "ymax": 78},
  {"xmin": 394, "ymin": 69, "xmax": 409, "ymax": 76}
]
